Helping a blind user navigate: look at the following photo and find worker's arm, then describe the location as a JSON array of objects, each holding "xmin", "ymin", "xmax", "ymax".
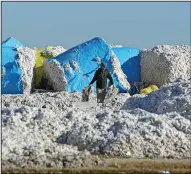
[
  {"xmin": 89, "ymin": 71, "xmax": 98, "ymax": 85},
  {"xmin": 106, "ymin": 71, "xmax": 114, "ymax": 85}
]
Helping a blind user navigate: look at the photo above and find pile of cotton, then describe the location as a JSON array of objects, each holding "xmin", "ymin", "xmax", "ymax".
[
  {"xmin": 141, "ymin": 45, "xmax": 191, "ymax": 86},
  {"xmin": 41, "ymin": 46, "xmax": 67, "ymax": 57},
  {"xmin": 43, "ymin": 59, "xmax": 68, "ymax": 91},
  {"xmin": 110, "ymin": 44, "xmax": 123, "ymax": 48},
  {"xmin": 2, "ymin": 106, "xmax": 106, "ymax": 169},
  {"xmin": 16, "ymin": 46, "xmax": 36, "ymax": 94},
  {"xmin": 2, "ymin": 80, "xmax": 191, "ymax": 166},
  {"xmin": 122, "ymin": 79, "xmax": 191, "ymax": 118},
  {"xmin": 110, "ymin": 51, "xmax": 131, "ymax": 90}
]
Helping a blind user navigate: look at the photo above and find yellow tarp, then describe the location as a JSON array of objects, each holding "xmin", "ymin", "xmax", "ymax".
[
  {"xmin": 140, "ymin": 85, "xmax": 159, "ymax": 95},
  {"xmin": 149, "ymin": 85, "xmax": 159, "ymax": 91},
  {"xmin": 35, "ymin": 49, "xmax": 46, "ymax": 87},
  {"xmin": 35, "ymin": 47, "xmax": 59, "ymax": 87}
]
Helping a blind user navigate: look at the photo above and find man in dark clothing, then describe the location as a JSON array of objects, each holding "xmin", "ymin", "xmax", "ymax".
[{"xmin": 89, "ymin": 62, "xmax": 114, "ymax": 103}]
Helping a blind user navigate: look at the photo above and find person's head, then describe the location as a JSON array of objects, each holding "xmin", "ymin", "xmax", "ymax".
[{"xmin": 101, "ymin": 62, "xmax": 106, "ymax": 70}]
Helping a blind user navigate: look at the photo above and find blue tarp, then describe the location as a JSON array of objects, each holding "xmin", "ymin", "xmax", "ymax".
[
  {"xmin": 112, "ymin": 47, "xmax": 141, "ymax": 95},
  {"xmin": 112, "ymin": 47, "xmax": 141, "ymax": 83},
  {"xmin": 48, "ymin": 37, "xmax": 129, "ymax": 93},
  {"xmin": 2, "ymin": 37, "xmax": 24, "ymax": 48},
  {"xmin": 1, "ymin": 37, "xmax": 24, "ymax": 94}
]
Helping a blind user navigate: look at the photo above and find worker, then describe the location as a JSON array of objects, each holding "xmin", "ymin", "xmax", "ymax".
[{"xmin": 89, "ymin": 62, "xmax": 114, "ymax": 103}]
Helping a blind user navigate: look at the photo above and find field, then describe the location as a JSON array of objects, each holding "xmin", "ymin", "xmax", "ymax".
[{"xmin": 3, "ymin": 158, "xmax": 191, "ymax": 174}]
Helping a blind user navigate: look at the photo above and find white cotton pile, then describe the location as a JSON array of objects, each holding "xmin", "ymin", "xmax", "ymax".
[
  {"xmin": 2, "ymin": 106, "xmax": 106, "ymax": 169},
  {"xmin": 55, "ymin": 80, "xmax": 191, "ymax": 158},
  {"xmin": 110, "ymin": 51, "xmax": 131, "ymax": 90},
  {"xmin": 43, "ymin": 59, "xmax": 68, "ymax": 91},
  {"xmin": 41, "ymin": 46, "xmax": 67, "ymax": 57},
  {"xmin": 122, "ymin": 79, "xmax": 191, "ymax": 119},
  {"xmin": 2, "ymin": 80, "xmax": 190, "ymax": 169},
  {"xmin": 16, "ymin": 46, "xmax": 36, "ymax": 94},
  {"xmin": 141, "ymin": 45, "xmax": 191, "ymax": 86}
]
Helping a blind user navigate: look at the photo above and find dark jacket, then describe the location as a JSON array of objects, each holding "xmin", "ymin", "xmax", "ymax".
[{"xmin": 90, "ymin": 68, "xmax": 114, "ymax": 89}]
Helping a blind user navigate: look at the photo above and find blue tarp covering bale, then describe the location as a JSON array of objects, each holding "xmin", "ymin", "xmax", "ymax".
[
  {"xmin": 44, "ymin": 37, "xmax": 130, "ymax": 93},
  {"xmin": 112, "ymin": 47, "xmax": 141, "ymax": 95},
  {"xmin": 2, "ymin": 37, "xmax": 24, "ymax": 48},
  {"xmin": 2, "ymin": 37, "xmax": 24, "ymax": 94},
  {"xmin": 112, "ymin": 47, "xmax": 141, "ymax": 83}
]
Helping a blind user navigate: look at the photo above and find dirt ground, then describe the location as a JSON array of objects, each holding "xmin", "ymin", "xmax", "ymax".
[{"xmin": 2, "ymin": 158, "xmax": 191, "ymax": 174}]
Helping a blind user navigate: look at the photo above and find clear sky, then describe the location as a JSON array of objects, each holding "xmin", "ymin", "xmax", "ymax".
[{"xmin": 2, "ymin": 2, "xmax": 190, "ymax": 49}]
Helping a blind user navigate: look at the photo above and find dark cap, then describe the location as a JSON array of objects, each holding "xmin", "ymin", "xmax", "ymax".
[{"xmin": 101, "ymin": 62, "xmax": 106, "ymax": 67}]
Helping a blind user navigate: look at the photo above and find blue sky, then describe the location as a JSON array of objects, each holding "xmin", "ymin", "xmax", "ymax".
[{"xmin": 2, "ymin": 2, "xmax": 190, "ymax": 49}]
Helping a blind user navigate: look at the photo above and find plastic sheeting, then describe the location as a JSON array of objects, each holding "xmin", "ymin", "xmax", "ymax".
[
  {"xmin": 112, "ymin": 47, "xmax": 141, "ymax": 83},
  {"xmin": 47, "ymin": 37, "xmax": 129, "ymax": 93},
  {"xmin": 34, "ymin": 46, "xmax": 66, "ymax": 88},
  {"xmin": 140, "ymin": 85, "xmax": 159, "ymax": 95},
  {"xmin": 2, "ymin": 37, "xmax": 24, "ymax": 94},
  {"xmin": 2, "ymin": 37, "xmax": 24, "ymax": 48},
  {"xmin": 34, "ymin": 49, "xmax": 46, "ymax": 87}
]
